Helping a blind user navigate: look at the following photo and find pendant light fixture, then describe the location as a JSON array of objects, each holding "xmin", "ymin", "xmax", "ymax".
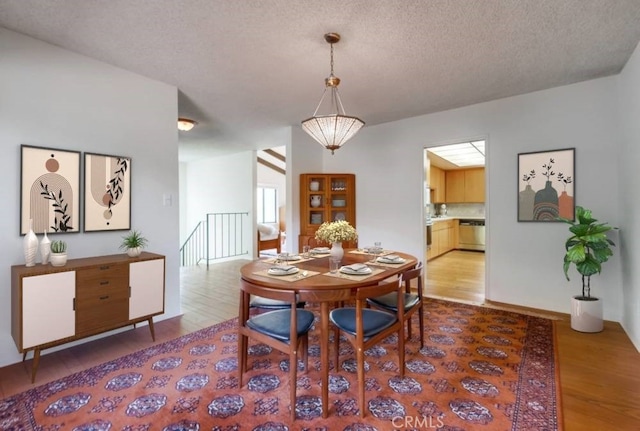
[{"xmin": 301, "ymin": 33, "xmax": 364, "ymax": 155}]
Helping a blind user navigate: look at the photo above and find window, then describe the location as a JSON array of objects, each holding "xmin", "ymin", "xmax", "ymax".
[{"xmin": 257, "ymin": 187, "xmax": 277, "ymax": 223}]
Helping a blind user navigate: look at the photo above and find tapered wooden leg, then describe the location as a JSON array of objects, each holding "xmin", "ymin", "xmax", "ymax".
[
  {"xmin": 31, "ymin": 348, "xmax": 41, "ymax": 383},
  {"xmin": 418, "ymin": 305, "xmax": 425, "ymax": 348},
  {"xmin": 290, "ymin": 350, "xmax": 297, "ymax": 421},
  {"xmin": 147, "ymin": 317, "xmax": 156, "ymax": 341},
  {"xmin": 357, "ymin": 346, "xmax": 365, "ymax": 418},
  {"xmin": 320, "ymin": 302, "xmax": 330, "ymax": 418}
]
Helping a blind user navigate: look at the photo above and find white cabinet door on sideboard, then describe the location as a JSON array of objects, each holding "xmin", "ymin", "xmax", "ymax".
[
  {"xmin": 129, "ymin": 258, "xmax": 165, "ymax": 320},
  {"xmin": 22, "ymin": 271, "xmax": 75, "ymax": 349}
]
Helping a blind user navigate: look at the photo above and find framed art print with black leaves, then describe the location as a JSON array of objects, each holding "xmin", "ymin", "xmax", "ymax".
[
  {"xmin": 83, "ymin": 152, "xmax": 131, "ymax": 232},
  {"xmin": 20, "ymin": 145, "xmax": 81, "ymax": 235}
]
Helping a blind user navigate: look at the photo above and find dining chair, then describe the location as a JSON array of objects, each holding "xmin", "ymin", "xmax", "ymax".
[
  {"xmin": 329, "ymin": 276, "xmax": 405, "ymax": 418},
  {"xmin": 367, "ymin": 261, "xmax": 424, "ymax": 347},
  {"xmin": 249, "ymin": 295, "xmax": 305, "ymax": 310},
  {"xmin": 238, "ymin": 280, "xmax": 315, "ymax": 421}
]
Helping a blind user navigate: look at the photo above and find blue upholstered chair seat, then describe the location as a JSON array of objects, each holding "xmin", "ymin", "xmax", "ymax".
[
  {"xmin": 366, "ymin": 292, "xmax": 420, "ymax": 312},
  {"xmin": 330, "ymin": 308, "xmax": 398, "ymax": 339},
  {"xmin": 250, "ymin": 296, "xmax": 305, "ymax": 309},
  {"xmin": 246, "ymin": 309, "xmax": 315, "ymax": 342}
]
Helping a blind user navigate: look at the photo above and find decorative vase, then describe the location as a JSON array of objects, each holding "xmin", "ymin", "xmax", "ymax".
[
  {"xmin": 310, "ymin": 195, "xmax": 321, "ymax": 208},
  {"xmin": 126, "ymin": 247, "xmax": 142, "ymax": 257},
  {"xmin": 330, "ymin": 242, "xmax": 344, "ymax": 262},
  {"xmin": 40, "ymin": 229, "xmax": 51, "ymax": 265},
  {"xmin": 310, "ymin": 181, "xmax": 320, "ymax": 191},
  {"xmin": 23, "ymin": 219, "xmax": 39, "ymax": 267}
]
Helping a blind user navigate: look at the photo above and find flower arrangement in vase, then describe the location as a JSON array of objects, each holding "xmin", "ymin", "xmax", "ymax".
[{"xmin": 315, "ymin": 220, "xmax": 358, "ymax": 262}]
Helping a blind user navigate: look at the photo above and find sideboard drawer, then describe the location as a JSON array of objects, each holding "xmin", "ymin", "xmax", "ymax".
[
  {"xmin": 76, "ymin": 295, "xmax": 129, "ymax": 335},
  {"xmin": 76, "ymin": 264, "xmax": 129, "ymax": 301}
]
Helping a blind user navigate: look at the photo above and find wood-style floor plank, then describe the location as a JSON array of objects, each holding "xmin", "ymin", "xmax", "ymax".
[{"xmin": 1, "ymin": 254, "xmax": 638, "ymax": 430}]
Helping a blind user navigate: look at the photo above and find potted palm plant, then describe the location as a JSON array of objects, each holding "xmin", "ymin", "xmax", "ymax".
[
  {"xmin": 559, "ymin": 206, "xmax": 615, "ymax": 332},
  {"xmin": 120, "ymin": 230, "xmax": 148, "ymax": 257}
]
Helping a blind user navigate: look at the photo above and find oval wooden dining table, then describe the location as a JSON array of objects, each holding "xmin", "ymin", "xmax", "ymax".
[{"xmin": 239, "ymin": 249, "xmax": 418, "ymax": 418}]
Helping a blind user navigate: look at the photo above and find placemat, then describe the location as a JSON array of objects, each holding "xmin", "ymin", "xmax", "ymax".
[
  {"xmin": 367, "ymin": 258, "xmax": 415, "ymax": 268},
  {"xmin": 252, "ymin": 269, "xmax": 321, "ymax": 282},
  {"xmin": 323, "ymin": 266, "xmax": 386, "ymax": 281}
]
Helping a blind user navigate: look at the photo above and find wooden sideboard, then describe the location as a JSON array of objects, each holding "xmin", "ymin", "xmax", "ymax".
[{"xmin": 11, "ymin": 251, "xmax": 165, "ymax": 382}]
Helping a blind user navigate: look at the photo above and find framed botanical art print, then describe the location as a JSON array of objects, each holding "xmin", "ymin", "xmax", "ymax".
[
  {"xmin": 518, "ymin": 148, "xmax": 575, "ymax": 222},
  {"xmin": 20, "ymin": 145, "xmax": 81, "ymax": 234},
  {"xmin": 84, "ymin": 152, "xmax": 131, "ymax": 232}
]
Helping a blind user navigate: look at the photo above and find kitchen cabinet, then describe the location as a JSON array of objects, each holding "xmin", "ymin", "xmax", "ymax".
[
  {"xmin": 430, "ymin": 165, "xmax": 446, "ymax": 203},
  {"xmin": 11, "ymin": 252, "xmax": 165, "ymax": 382},
  {"xmin": 299, "ymin": 173, "xmax": 356, "ymax": 250},
  {"xmin": 445, "ymin": 168, "xmax": 485, "ymax": 203},
  {"xmin": 427, "ymin": 219, "xmax": 459, "ymax": 260}
]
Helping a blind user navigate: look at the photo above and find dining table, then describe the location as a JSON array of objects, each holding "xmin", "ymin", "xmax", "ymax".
[{"xmin": 239, "ymin": 248, "xmax": 418, "ymax": 418}]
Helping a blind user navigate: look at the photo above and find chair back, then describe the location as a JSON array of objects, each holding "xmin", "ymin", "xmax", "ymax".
[{"xmin": 402, "ymin": 261, "xmax": 423, "ymax": 295}]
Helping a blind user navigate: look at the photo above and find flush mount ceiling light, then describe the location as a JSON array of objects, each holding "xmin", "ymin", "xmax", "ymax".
[
  {"xmin": 177, "ymin": 118, "xmax": 197, "ymax": 131},
  {"xmin": 301, "ymin": 33, "xmax": 364, "ymax": 155}
]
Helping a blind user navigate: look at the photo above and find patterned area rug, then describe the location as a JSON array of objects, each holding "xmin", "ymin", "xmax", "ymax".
[{"xmin": 0, "ymin": 299, "xmax": 562, "ymax": 430}]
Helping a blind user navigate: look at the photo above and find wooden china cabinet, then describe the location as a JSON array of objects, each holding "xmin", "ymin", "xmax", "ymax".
[{"xmin": 299, "ymin": 173, "xmax": 356, "ymax": 250}]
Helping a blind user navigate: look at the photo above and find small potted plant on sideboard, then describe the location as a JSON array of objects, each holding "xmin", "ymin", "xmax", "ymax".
[
  {"xmin": 49, "ymin": 240, "xmax": 68, "ymax": 267},
  {"xmin": 120, "ymin": 230, "xmax": 148, "ymax": 257}
]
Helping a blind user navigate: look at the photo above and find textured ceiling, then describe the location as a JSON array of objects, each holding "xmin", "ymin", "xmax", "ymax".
[{"xmin": 2, "ymin": 0, "xmax": 640, "ymax": 161}]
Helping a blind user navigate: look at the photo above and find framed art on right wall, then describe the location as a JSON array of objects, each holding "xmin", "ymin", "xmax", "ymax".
[{"xmin": 518, "ymin": 148, "xmax": 575, "ymax": 222}]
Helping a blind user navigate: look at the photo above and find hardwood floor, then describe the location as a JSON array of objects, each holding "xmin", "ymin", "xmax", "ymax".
[{"xmin": 1, "ymin": 255, "xmax": 639, "ymax": 430}]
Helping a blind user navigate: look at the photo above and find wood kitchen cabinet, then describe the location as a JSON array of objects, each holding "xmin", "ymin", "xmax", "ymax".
[
  {"xmin": 299, "ymin": 173, "xmax": 356, "ymax": 250},
  {"xmin": 430, "ymin": 165, "xmax": 446, "ymax": 203},
  {"xmin": 428, "ymin": 219, "xmax": 459, "ymax": 260},
  {"xmin": 445, "ymin": 168, "xmax": 485, "ymax": 203},
  {"xmin": 11, "ymin": 252, "xmax": 165, "ymax": 382}
]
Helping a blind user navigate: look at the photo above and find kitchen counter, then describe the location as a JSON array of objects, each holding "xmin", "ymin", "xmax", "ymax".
[{"xmin": 428, "ymin": 215, "xmax": 485, "ymax": 223}]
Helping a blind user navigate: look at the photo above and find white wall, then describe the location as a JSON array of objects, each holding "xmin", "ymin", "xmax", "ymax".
[
  {"xmin": 617, "ymin": 41, "xmax": 640, "ymax": 349},
  {"xmin": 318, "ymin": 76, "xmax": 623, "ymax": 320},
  {"xmin": 0, "ymin": 29, "xmax": 181, "ymax": 367},
  {"xmin": 183, "ymin": 151, "xmax": 256, "ymax": 257}
]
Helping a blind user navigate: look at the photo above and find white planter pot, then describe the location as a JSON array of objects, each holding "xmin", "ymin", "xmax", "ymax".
[
  {"xmin": 50, "ymin": 252, "xmax": 68, "ymax": 267},
  {"xmin": 571, "ymin": 296, "xmax": 603, "ymax": 333},
  {"xmin": 126, "ymin": 247, "xmax": 142, "ymax": 257}
]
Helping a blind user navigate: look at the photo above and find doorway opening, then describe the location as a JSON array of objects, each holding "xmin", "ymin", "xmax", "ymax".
[{"xmin": 424, "ymin": 140, "xmax": 486, "ymax": 304}]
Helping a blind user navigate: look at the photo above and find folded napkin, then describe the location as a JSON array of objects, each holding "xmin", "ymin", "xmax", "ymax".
[
  {"xmin": 269, "ymin": 265, "xmax": 297, "ymax": 274},
  {"xmin": 380, "ymin": 254, "xmax": 401, "ymax": 262},
  {"xmin": 312, "ymin": 247, "xmax": 330, "ymax": 253},
  {"xmin": 279, "ymin": 254, "xmax": 301, "ymax": 261},
  {"xmin": 344, "ymin": 263, "xmax": 369, "ymax": 272}
]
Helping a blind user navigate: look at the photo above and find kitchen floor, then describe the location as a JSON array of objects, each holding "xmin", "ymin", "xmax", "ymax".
[{"xmin": 425, "ymin": 249, "xmax": 485, "ymax": 303}]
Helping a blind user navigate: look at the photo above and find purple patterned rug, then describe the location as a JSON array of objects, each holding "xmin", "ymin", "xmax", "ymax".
[{"xmin": 0, "ymin": 299, "xmax": 562, "ymax": 430}]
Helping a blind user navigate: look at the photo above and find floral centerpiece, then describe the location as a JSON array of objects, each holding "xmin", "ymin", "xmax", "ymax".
[
  {"xmin": 315, "ymin": 220, "xmax": 357, "ymax": 262},
  {"xmin": 315, "ymin": 220, "xmax": 358, "ymax": 243}
]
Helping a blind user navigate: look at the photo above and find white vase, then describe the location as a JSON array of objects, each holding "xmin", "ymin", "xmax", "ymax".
[
  {"xmin": 23, "ymin": 219, "xmax": 39, "ymax": 267},
  {"xmin": 40, "ymin": 229, "xmax": 51, "ymax": 265},
  {"xmin": 310, "ymin": 195, "xmax": 321, "ymax": 208},
  {"xmin": 310, "ymin": 181, "xmax": 320, "ymax": 191},
  {"xmin": 330, "ymin": 242, "xmax": 344, "ymax": 262}
]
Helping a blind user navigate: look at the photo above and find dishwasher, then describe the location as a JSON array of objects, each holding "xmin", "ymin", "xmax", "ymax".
[{"xmin": 458, "ymin": 220, "xmax": 485, "ymax": 251}]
